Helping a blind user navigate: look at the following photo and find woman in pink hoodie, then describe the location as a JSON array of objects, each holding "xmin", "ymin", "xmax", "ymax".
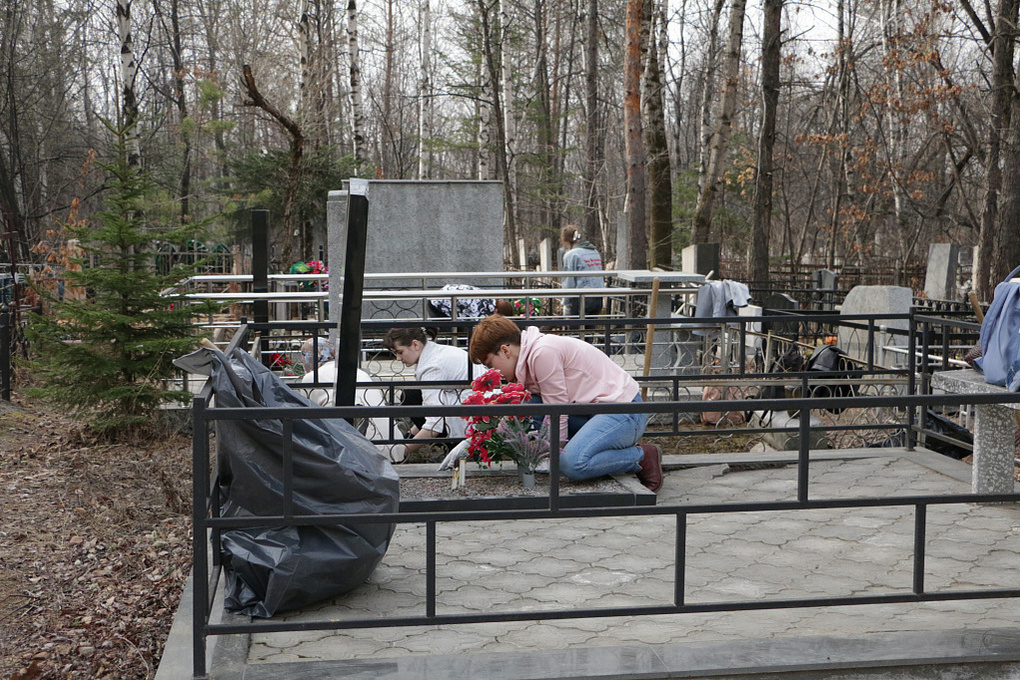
[{"xmin": 468, "ymin": 315, "xmax": 662, "ymax": 491}]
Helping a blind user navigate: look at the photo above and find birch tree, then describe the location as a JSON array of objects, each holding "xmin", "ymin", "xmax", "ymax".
[
  {"xmin": 501, "ymin": 0, "xmax": 519, "ymax": 259},
  {"xmin": 418, "ymin": 0, "xmax": 432, "ymax": 178},
  {"xmin": 691, "ymin": 0, "xmax": 746, "ymax": 244},
  {"xmin": 347, "ymin": 0, "xmax": 365, "ymax": 167},
  {"xmin": 117, "ymin": 0, "xmax": 141, "ymax": 166}
]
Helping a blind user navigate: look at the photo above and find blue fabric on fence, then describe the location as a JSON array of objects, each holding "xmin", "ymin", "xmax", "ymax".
[{"xmin": 976, "ymin": 264, "xmax": 1020, "ymax": 389}]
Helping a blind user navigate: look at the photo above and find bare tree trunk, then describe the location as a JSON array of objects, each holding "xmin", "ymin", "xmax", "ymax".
[
  {"xmin": 826, "ymin": 0, "xmax": 851, "ymax": 268},
  {"xmin": 698, "ymin": 0, "xmax": 726, "ymax": 185},
  {"xmin": 196, "ymin": 0, "xmax": 229, "ymax": 181},
  {"xmin": 549, "ymin": 0, "xmax": 575, "ymax": 239},
  {"xmin": 169, "ymin": 0, "xmax": 191, "ymax": 224},
  {"xmin": 418, "ymin": 0, "xmax": 432, "ymax": 179},
  {"xmin": 994, "ymin": 73, "xmax": 1020, "ymax": 279},
  {"xmin": 501, "ymin": 0, "xmax": 519, "ymax": 261},
  {"xmin": 643, "ymin": 0, "xmax": 672, "ymax": 269},
  {"xmin": 533, "ymin": 0, "xmax": 554, "ymax": 232},
  {"xmin": 347, "ymin": 0, "xmax": 365, "ymax": 167},
  {"xmin": 116, "ymin": 0, "xmax": 140, "ymax": 166},
  {"xmin": 978, "ymin": 0, "xmax": 1019, "ymax": 298},
  {"xmin": 691, "ymin": 0, "xmax": 746, "ymax": 244},
  {"xmin": 582, "ymin": 0, "xmax": 601, "ymax": 240},
  {"xmin": 299, "ymin": 0, "xmax": 311, "ymax": 121},
  {"xmin": 378, "ymin": 0, "xmax": 393, "ymax": 176},
  {"xmin": 477, "ymin": 0, "xmax": 518, "ymax": 266},
  {"xmin": 0, "ymin": 3, "xmax": 26, "ymax": 250},
  {"xmin": 477, "ymin": 54, "xmax": 492, "ymax": 180},
  {"xmin": 749, "ymin": 0, "xmax": 782, "ymax": 284},
  {"xmin": 880, "ymin": 0, "xmax": 909, "ymax": 282},
  {"xmin": 624, "ymin": 0, "xmax": 648, "ymax": 269},
  {"xmin": 243, "ymin": 65, "xmax": 305, "ymax": 267}
]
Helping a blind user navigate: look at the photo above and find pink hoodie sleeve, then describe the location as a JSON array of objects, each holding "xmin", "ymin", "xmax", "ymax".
[{"xmin": 526, "ymin": 344, "xmax": 571, "ymax": 444}]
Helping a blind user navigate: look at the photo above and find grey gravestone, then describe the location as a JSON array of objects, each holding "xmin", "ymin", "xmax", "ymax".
[
  {"xmin": 815, "ymin": 269, "xmax": 839, "ymax": 311},
  {"xmin": 681, "ymin": 243, "xmax": 721, "ymax": 277},
  {"xmin": 762, "ymin": 292, "xmax": 799, "ymax": 340},
  {"xmin": 838, "ymin": 285, "xmax": 912, "ymax": 366},
  {"xmin": 327, "ymin": 180, "xmax": 504, "ymax": 320},
  {"xmin": 615, "ymin": 212, "xmax": 629, "ymax": 269},
  {"xmin": 539, "ymin": 238, "xmax": 553, "ymax": 272},
  {"xmin": 924, "ymin": 243, "xmax": 960, "ymax": 301}
]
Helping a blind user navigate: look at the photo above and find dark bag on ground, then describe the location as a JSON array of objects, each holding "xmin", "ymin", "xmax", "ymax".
[
  {"xmin": 175, "ymin": 347, "xmax": 399, "ymax": 618},
  {"xmin": 806, "ymin": 345, "xmax": 856, "ymax": 413}
]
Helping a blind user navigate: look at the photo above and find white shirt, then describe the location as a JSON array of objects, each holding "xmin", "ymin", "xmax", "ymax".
[
  {"xmin": 298, "ymin": 362, "xmax": 397, "ymax": 458},
  {"xmin": 299, "ymin": 361, "xmax": 385, "ymax": 408},
  {"xmin": 415, "ymin": 341, "xmax": 480, "ymax": 438}
]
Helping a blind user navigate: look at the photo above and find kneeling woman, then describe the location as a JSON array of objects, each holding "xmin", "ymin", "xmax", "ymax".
[
  {"xmin": 468, "ymin": 315, "xmax": 662, "ymax": 492},
  {"xmin": 383, "ymin": 327, "xmax": 480, "ymax": 457}
]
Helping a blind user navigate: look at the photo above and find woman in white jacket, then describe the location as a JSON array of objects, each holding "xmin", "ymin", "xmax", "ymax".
[{"xmin": 383, "ymin": 327, "xmax": 480, "ymax": 456}]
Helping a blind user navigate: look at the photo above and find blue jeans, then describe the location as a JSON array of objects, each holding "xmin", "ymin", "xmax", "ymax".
[{"xmin": 531, "ymin": 394, "xmax": 648, "ymax": 480}]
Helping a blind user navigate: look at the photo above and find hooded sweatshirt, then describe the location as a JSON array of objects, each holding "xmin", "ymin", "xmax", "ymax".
[
  {"xmin": 515, "ymin": 326, "xmax": 639, "ymax": 442},
  {"xmin": 562, "ymin": 240, "xmax": 603, "ymax": 290}
]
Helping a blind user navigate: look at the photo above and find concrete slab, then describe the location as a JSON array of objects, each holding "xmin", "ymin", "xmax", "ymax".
[{"xmin": 215, "ymin": 628, "xmax": 1020, "ymax": 679}]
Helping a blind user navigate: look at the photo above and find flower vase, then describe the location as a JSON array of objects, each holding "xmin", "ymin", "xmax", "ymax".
[{"xmin": 518, "ymin": 465, "xmax": 536, "ymax": 489}]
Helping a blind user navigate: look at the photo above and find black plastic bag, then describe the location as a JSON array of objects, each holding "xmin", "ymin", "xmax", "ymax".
[
  {"xmin": 175, "ymin": 347, "xmax": 399, "ymax": 618},
  {"xmin": 806, "ymin": 345, "xmax": 856, "ymax": 413}
]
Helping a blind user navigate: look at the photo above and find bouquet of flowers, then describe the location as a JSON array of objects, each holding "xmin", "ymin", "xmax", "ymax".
[{"xmin": 462, "ymin": 368, "xmax": 549, "ymax": 472}]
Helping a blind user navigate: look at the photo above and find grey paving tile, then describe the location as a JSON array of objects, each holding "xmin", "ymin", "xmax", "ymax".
[{"xmin": 177, "ymin": 455, "xmax": 1020, "ymax": 680}]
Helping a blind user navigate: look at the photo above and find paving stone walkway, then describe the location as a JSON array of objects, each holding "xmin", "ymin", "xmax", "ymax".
[{"xmin": 229, "ymin": 450, "xmax": 1020, "ymax": 671}]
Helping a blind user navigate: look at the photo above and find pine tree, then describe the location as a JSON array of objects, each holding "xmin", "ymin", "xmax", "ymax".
[{"xmin": 25, "ymin": 124, "xmax": 217, "ymax": 437}]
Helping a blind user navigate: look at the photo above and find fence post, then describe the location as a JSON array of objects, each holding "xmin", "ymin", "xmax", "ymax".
[
  {"xmin": 251, "ymin": 210, "xmax": 269, "ymax": 324},
  {"xmin": 336, "ymin": 179, "xmax": 369, "ymax": 409},
  {"xmin": 1, "ymin": 303, "xmax": 10, "ymax": 401}
]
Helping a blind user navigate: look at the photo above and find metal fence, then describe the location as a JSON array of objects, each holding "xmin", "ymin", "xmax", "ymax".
[
  {"xmin": 187, "ymin": 311, "xmax": 1014, "ymax": 678},
  {"xmin": 1, "ymin": 304, "xmax": 11, "ymax": 401}
]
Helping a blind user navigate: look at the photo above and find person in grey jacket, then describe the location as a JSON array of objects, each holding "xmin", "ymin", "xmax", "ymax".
[{"xmin": 560, "ymin": 226, "xmax": 604, "ymax": 316}]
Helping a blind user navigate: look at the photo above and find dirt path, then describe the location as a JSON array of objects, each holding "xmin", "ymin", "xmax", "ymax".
[{"xmin": 0, "ymin": 395, "xmax": 192, "ymax": 679}]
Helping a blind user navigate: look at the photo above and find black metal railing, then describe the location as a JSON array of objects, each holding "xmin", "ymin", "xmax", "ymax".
[
  {"xmin": 187, "ymin": 311, "xmax": 1016, "ymax": 678},
  {"xmin": 1, "ymin": 304, "xmax": 11, "ymax": 401}
]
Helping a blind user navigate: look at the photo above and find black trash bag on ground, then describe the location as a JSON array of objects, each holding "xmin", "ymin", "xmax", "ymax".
[
  {"xmin": 745, "ymin": 347, "xmax": 806, "ymax": 422},
  {"xmin": 175, "ymin": 347, "xmax": 399, "ymax": 618}
]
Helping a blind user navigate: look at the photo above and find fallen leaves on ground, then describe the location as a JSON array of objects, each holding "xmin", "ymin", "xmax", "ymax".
[{"xmin": 0, "ymin": 394, "xmax": 192, "ymax": 680}]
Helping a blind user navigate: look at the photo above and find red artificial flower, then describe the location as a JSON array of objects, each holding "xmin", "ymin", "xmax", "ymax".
[
  {"xmin": 461, "ymin": 368, "xmax": 532, "ymax": 466},
  {"xmin": 472, "ymin": 368, "xmax": 503, "ymax": 392}
]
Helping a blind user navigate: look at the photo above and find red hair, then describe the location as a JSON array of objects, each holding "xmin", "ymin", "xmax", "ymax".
[{"xmin": 469, "ymin": 315, "xmax": 521, "ymax": 364}]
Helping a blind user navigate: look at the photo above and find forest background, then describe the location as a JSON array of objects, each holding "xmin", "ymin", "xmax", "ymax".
[{"xmin": 4, "ymin": 0, "xmax": 1020, "ymax": 300}]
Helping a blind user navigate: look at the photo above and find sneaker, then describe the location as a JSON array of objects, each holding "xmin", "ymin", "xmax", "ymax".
[{"xmin": 637, "ymin": 443, "xmax": 663, "ymax": 492}]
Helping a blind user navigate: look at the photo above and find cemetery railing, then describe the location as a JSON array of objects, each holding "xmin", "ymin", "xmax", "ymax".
[
  {"xmin": 227, "ymin": 310, "xmax": 955, "ymax": 452},
  {"xmin": 189, "ymin": 357, "xmax": 1020, "ymax": 678}
]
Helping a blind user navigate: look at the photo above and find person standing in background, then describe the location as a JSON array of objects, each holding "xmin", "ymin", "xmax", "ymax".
[{"xmin": 560, "ymin": 226, "xmax": 604, "ymax": 316}]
